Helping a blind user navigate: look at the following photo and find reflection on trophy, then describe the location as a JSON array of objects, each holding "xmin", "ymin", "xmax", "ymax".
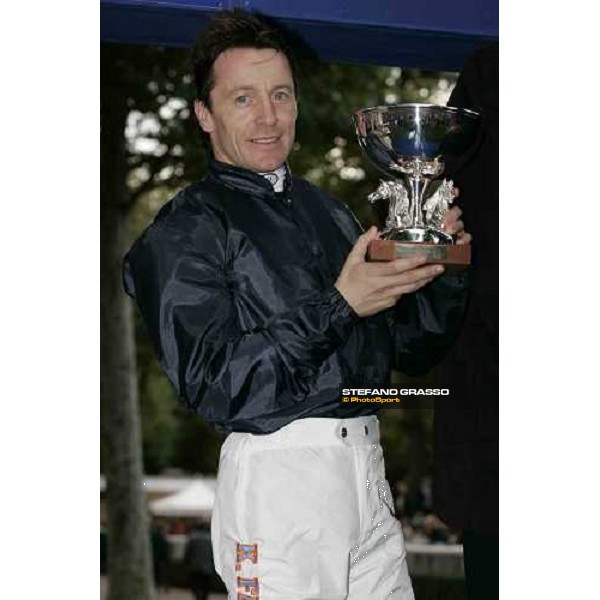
[{"xmin": 353, "ymin": 104, "xmax": 480, "ymax": 269}]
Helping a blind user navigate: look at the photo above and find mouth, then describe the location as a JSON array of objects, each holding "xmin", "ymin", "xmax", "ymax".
[{"xmin": 250, "ymin": 136, "xmax": 281, "ymax": 145}]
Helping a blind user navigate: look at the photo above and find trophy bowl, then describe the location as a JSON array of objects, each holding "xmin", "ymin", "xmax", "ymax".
[{"xmin": 353, "ymin": 103, "xmax": 480, "ymax": 269}]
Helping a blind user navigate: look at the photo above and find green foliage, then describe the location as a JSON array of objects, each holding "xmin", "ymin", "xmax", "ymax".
[
  {"xmin": 170, "ymin": 405, "xmax": 226, "ymax": 474},
  {"xmin": 139, "ymin": 362, "xmax": 178, "ymax": 473},
  {"xmin": 106, "ymin": 42, "xmax": 457, "ymax": 481}
]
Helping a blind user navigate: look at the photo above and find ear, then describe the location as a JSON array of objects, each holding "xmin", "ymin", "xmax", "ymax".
[{"xmin": 194, "ymin": 99, "xmax": 215, "ymax": 134}]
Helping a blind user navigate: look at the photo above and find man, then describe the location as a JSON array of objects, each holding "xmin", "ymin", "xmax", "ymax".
[
  {"xmin": 433, "ymin": 44, "xmax": 499, "ymax": 599},
  {"xmin": 124, "ymin": 10, "xmax": 471, "ymax": 599}
]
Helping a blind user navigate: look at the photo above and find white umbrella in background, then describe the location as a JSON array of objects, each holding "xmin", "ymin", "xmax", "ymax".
[{"xmin": 149, "ymin": 478, "xmax": 217, "ymax": 519}]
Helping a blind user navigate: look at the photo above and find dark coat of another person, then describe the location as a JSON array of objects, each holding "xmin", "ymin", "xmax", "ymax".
[
  {"xmin": 184, "ymin": 527, "xmax": 214, "ymax": 600},
  {"xmin": 433, "ymin": 45, "xmax": 499, "ymax": 535},
  {"xmin": 184, "ymin": 527, "xmax": 214, "ymax": 576}
]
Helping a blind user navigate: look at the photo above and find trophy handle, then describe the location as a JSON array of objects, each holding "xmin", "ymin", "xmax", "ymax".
[
  {"xmin": 422, "ymin": 179, "xmax": 455, "ymax": 230},
  {"xmin": 368, "ymin": 180, "xmax": 411, "ymax": 231}
]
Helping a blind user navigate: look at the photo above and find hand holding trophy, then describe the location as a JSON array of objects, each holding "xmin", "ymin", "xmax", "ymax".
[{"xmin": 353, "ymin": 104, "xmax": 480, "ymax": 271}]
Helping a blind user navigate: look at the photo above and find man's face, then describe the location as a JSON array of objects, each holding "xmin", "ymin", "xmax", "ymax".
[{"xmin": 195, "ymin": 47, "xmax": 297, "ymax": 173}]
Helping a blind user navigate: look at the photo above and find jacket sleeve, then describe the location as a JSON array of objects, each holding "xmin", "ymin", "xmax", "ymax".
[
  {"xmin": 123, "ymin": 213, "xmax": 359, "ymax": 432},
  {"xmin": 387, "ymin": 273, "xmax": 470, "ymax": 376}
]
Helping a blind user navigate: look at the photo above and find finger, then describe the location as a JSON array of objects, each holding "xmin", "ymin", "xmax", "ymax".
[
  {"xmin": 445, "ymin": 220, "xmax": 465, "ymax": 235},
  {"xmin": 448, "ymin": 205, "xmax": 463, "ymax": 219},
  {"xmin": 377, "ymin": 264, "xmax": 444, "ymax": 290},
  {"xmin": 366, "ymin": 255, "xmax": 428, "ymax": 277},
  {"xmin": 384, "ymin": 276, "xmax": 437, "ymax": 299},
  {"xmin": 346, "ymin": 226, "xmax": 379, "ymax": 265},
  {"xmin": 375, "ymin": 274, "xmax": 438, "ymax": 309},
  {"xmin": 452, "ymin": 186, "xmax": 460, "ymax": 198},
  {"xmin": 456, "ymin": 233, "xmax": 472, "ymax": 246},
  {"xmin": 441, "ymin": 206, "xmax": 463, "ymax": 230}
]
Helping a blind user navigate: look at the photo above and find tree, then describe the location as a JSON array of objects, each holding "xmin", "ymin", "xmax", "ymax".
[{"xmin": 101, "ymin": 45, "xmax": 157, "ymax": 600}]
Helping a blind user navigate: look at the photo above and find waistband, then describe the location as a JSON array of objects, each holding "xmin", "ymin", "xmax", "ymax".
[{"xmin": 223, "ymin": 415, "xmax": 380, "ymax": 452}]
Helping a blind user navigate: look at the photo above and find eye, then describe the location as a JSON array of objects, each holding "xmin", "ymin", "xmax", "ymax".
[
  {"xmin": 235, "ymin": 95, "xmax": 250, "ymax": 106},
  {"xmin": 273, "ymin": 90, "xmax": 291, "ymax": 102}
]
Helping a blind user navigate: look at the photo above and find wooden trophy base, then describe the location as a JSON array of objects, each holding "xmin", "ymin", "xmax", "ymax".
[{"xmin": 367, "ymin": 239, "xmax": 471, "ymax": 275}]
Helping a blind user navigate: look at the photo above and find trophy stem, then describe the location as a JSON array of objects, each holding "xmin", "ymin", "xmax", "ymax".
[{"xmin": 407, "ymin": 159, "xmax": 430, "ymax": 229}]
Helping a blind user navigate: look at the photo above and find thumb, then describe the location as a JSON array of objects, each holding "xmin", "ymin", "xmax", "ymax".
[{"xmin": 347, "ymin": 226, "xmax": 379, "ymax": 264}]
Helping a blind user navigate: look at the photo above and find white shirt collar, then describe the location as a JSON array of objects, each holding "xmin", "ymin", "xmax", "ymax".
[{"xmin": 258, "ymin": 165, "xmax": 287, "ymax": 193}]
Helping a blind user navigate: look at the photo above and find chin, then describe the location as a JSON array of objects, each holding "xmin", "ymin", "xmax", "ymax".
[
  {"xmin": 253, "ymin": 156, "xmax": 286, "ymax": 172},
  {"xmin": 266, "ymin": 160, "xmax": 286, "ymax": 171},
  {"xmin": 246, "ymin": 143, "xmax": 290, "ymax": 173}
]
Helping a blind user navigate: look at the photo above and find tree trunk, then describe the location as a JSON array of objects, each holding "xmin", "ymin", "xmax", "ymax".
[{"xmin": 101, "ymin": 62, "xmax": 156, "ymax": 600}]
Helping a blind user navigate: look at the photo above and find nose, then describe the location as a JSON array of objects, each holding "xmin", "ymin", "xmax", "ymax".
[{"xmin": 257, "ymin": 97, "xmax": 277, "ymax": 126}]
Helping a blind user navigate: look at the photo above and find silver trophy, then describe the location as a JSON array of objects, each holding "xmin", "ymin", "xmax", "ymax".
[{"xmin": 353, "ymin": 103, "xmax": 480, "ymax": 266}]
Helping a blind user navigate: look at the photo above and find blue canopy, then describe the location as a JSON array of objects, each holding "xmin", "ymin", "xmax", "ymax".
[{"xmin": 100, "ymin": 0, "xmax": 498, "ymax": 71}]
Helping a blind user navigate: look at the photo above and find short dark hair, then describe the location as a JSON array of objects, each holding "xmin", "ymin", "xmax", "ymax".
[{"xmin": 191, "ymin": 9, "xmax": 299, "ymax": 109}]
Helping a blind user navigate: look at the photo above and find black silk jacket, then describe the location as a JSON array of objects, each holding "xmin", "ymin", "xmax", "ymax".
[{"xmin": 123, "ymin": 161, "xmax": 469, "ymax": 434}]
